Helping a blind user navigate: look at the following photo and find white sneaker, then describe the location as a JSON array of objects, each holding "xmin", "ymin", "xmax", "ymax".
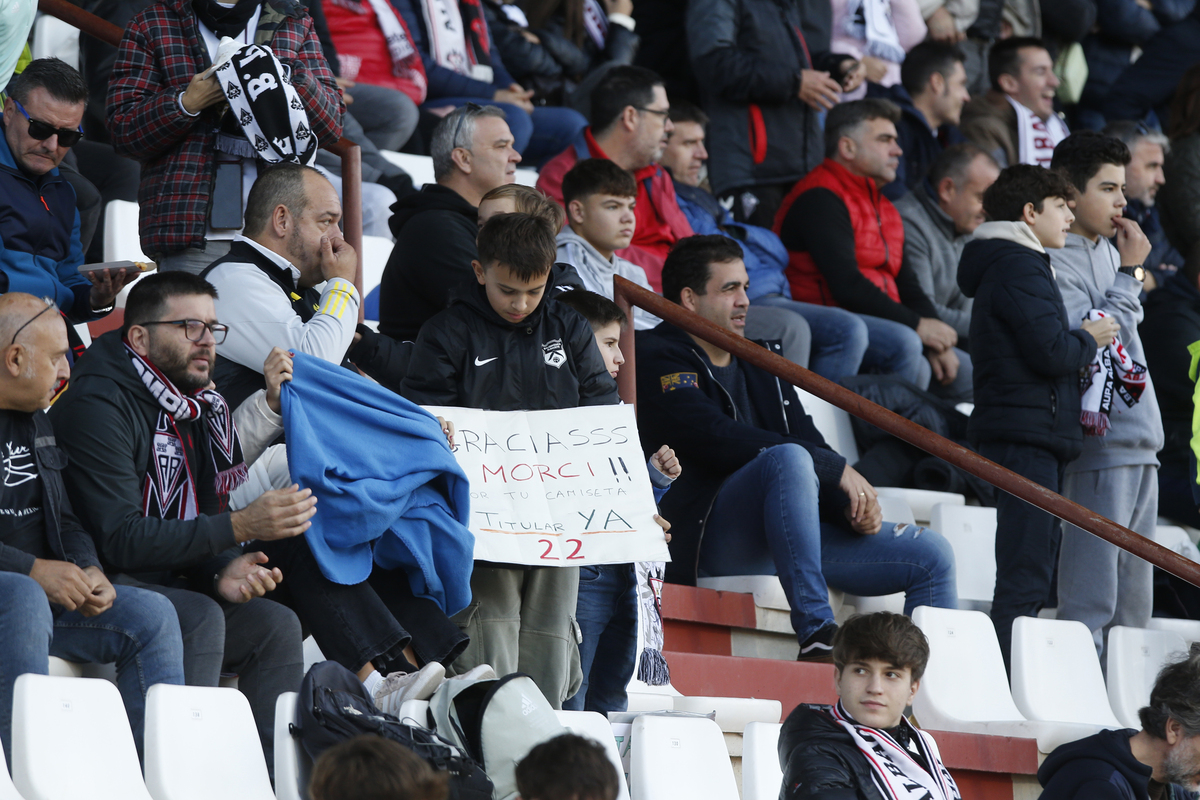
[
  {"xmin": 373, "ymin": 662, "xmax": 446, "ymax": 716},
  {"xmin": 446, "ymin": 664, "xmax": 497, "ymax": 682}
]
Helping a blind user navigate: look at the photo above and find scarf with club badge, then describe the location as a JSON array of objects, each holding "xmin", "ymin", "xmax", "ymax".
[
  {"xmin": 843, "ymin": 0, "xmax": 905, "ymax": 64},
  {"xmin": 829, "ymin": 701, "xmax": 961, "ymax": 800},
  {"xmin": 126, "ymin": 343, "xmax": 248, "ymax": 521},
  {"xmin": 420, "ymin": 0, "xmax": 495, "ymax": 83},
  {"xmin": 1079, "ymin": 308, "xmax": 1148, "ymax": 436},
  {"xmin": 215, "ymin": 42, "xmax": 318, "ymax": 165},
  {"xmin": 1006, "ymin": 94, "xmax": 1069, "ymax": 168}
]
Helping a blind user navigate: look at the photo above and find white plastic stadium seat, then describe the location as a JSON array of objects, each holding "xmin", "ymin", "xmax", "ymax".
[
  {"xmin": 275, "ymin": 692, "xmax": 307, "ymax": 800},
  {"xmin": 556, "ymin": 711, "xmax": 631, "ymax": 800},
  {"xmin": 874, "ymin": 487, "xmax": 965, "ymax": 525},
  {"xmin": 929, "ymin": 503, "xmax": 997, "ymax": 610},
  {"xmin": 513, "ymin": 168, "xmax": 540, "ymax": 187},
  {"xmin": 32, "ymin": 15, "xmax": 80, "ymax": 69},
  {"xmin": 379, "ymin": 151, "xmax": 436, "ymax": 189},
  {"xmin": 671, "ymin": 696, "xmax": 781, "ymax": 732},
  {"xmin": 741, "ymin": 722, "xmax": 783, "ymax": 800},
  {"xmin": 144, "ymin": 684, "xmax": 275, "ymax": 800},
  {"xmin": 1148, "ymin": 617, "xmax": 1200, "ymax": 644},
  {"xmin": 360, "ymin": 234, "xmax": 393, "ymax": 297},
  {"xmin": 1010, "ymin": 616, "xmax": 1123, "ymax": 729},
  {"xmin": 629, "ymin": 715, "xmax": 738, "ymax": 800},
  {"xmin": 0, "ymin": 736, "xmax": 27, "ymax": 800},
  {"xmin": 102, "ymin": 200, "xmax": 154, "ymax": 308},
  {"xmin": 1106, "ymin": 626, "xmax": 1188, "ymax": 729},
  {"xmin": 12, "ymin": 674, "xmax": 154, "ymax": 800}
]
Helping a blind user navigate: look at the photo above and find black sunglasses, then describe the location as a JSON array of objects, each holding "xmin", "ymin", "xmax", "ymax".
[{"xmin": 13, "ymin": 99, "xmax": 83, "ymax": 147}]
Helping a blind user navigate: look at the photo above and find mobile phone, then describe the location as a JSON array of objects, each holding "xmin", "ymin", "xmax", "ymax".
[{"xmin": 210, "ymin": 162, "xmax": 244, "ymax": 230}]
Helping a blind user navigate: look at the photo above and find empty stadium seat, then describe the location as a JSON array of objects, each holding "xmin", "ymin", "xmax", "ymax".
[
  {"xmin": 12, "ymin": 674, "xmax": 153, "ymax": 800},
  {"xmin": 1148, "ymin": 617, "xmax": 1200, "ymax": 644},
  {"xmin": 360, "ymin": 234, "xmax": 394, "ymax": 321},
  {"xmin": 741, "ymin": 722, "xmax": 783, "ymax": 800},
  {"xmin": 1106, "ymin": 626, "xmax": 1188, "ymax": 729},
  {"xmin": 929, "ymin": 503, "xmax": 997, "ymax": 610},
  {"xmin": 103, "ymin": 200, "xmax": 150, "ymax": 264},
  {"xmin": 556, "ymin": 710, "xmax": 631, "ymax": 800},
  {"xmin": 1010, "ymin": 616, "xmax": 1123, "ymax": 729},
  {"xmin": 144, "ymin": 684, "xmax": 274, "ymax": 800},
  {"xmin": 379, "ymin": 152, "xmax": 436, "ymax": 188},
  {"xmin": 629, "ymin": 714, "xmax": 739, "ymax": 800},
  {"xmin": 274, "ymin": 692, "xmax": 307, "ymax": 800},
  {"xmin": 625, "ymin": 692, "xmax": 676, "ymax": 713},
  {"xmin": 31, "ymin": 15, "xmax": 80, "ymax": 69},
  {"xmin": 671, "ymin": 696, "xmax": 781, "ymax": 732}
]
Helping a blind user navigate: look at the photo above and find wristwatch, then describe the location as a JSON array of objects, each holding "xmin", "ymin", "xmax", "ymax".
[{"xmin": 1119, "ymin": 265, "xmax": 1146, "ymax": 282}]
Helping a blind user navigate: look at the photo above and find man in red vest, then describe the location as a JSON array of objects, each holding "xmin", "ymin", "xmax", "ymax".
[{"xmin": 774, "ymin": 99, "xmax": 971, "ymax": 400}]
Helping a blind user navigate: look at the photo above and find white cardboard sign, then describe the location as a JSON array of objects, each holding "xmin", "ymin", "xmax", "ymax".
[{"xmin": 423, "ymin": 404, "xmax": 671, "ymax": 566}]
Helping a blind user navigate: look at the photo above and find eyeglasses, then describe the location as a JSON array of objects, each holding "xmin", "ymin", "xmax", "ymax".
[
  {"xmin": 451, "ymin": 102, "xmax": 484, "ymax": 150},
  {"xmin": 140, "ymin": 319, "xmax": 229, "ymax": 345},
  {"xmin": 12, "ymin": 99, "xmax": 84, "ymax": 147},
  {"xmin": 10, "ymin": 297, "xmax": 57, "ymax": 346},
  {"xmin": 634, "ymin": 106, "xmax": 670, "ymax": 119}
]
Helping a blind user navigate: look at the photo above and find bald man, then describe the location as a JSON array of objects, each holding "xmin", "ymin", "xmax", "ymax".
[{"xmin": 0, "ymin": 293, "xmax": 184, "ymax": 763}]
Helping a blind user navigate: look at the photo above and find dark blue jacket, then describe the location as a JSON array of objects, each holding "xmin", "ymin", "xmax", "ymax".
[
  {"xmin": 1038, "ymin": 728, "xmax": 1192, "ymax": 800},
  {"xmin": 874, "ymin": 84, "xmax": 964, "ymax": 202},
  {"xmin": 634, "ymin": 320, "xmax": 846, "ymax": 584},
  {"xmin": 387, "ymin": 0, "xmax": 516, "ymax": 101},
  {"xmin": 957, "ymin": 229, "xmax": 1096, "ymax": 461}
]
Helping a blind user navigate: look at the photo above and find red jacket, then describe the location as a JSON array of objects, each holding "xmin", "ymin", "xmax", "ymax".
[
  {"xmin": 108, "ymin": 0, "xmax": 344, "ymax": 259},
  {"xmin": 538, "ymin": 128, "xmax": 693, "ymax": 291},
  {"xmin": 775, "ymin": 159, "xmax": 905, "ymax": 308}
]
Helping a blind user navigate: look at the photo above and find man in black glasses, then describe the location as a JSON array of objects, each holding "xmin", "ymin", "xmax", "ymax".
[{"xmin": 0, "ymin": 59, "xmax": 135, "ymax": 321}]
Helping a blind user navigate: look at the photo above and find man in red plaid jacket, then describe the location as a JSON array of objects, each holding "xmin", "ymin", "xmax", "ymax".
[{"xmin": 106, "ymin": 0, "xmax": 344, "ymax": 269}]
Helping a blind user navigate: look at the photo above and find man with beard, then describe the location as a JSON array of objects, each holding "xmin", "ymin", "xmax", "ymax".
[{"xmin": 1038, "ymin": 643, "xmax": 1200, "ymax": 799}]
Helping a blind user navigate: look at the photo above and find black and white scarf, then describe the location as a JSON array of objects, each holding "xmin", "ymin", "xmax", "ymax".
[
  {"xmin": 216, "ymin": 42, "xmax": 318, "ymax": 165},
  {"xmin": 828, "ymin": 701, "xmax": 961, "ymax": 800},
  {"xmin": 636, "ymin": 560, "xmax": 670, "ymax": 685},
  {"xmin": 1079, "ymin": 308, "xmax": 1148, "ymax": 436},
  {"xmin": 420, "ymin": 0, "xmax": 495, "ymax": 83},
  {"xmin": 843, "ymin": 0, "xmax": 905, "ymax": 64},
  {"xmin": 126, "ymin": 343, "xmax": 247, "ymax": 521}
]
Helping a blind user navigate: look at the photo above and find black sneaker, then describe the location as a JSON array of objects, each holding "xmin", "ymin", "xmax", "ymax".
[{"xmin": 797, "ymin": 623, "xmax": 838, "ymax": 663}]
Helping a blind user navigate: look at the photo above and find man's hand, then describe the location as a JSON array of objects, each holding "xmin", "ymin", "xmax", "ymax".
[
  {"xmin": 87, "ymin": 267, "xmax": 138, "ymax": 310},
  {"xmin": 1112, "ymin": 216, "xmax": 1152, "ymax": 268},
  {"xmin": 80, "ymin": 566, "xmax": 116, "ymax": 617},
  {"xmin": 839, "ymin": 464, "xmax": 878, "ymax": 524},
  {"xmin": 335, "ymin": 77, "xmax": 355, "ymax": 105},
  {"xmin": 319, "ymin": 234, "xmax": 357, "ymax": 284},
  {"xmin": 230, "ymin": 484, "xmax": 318, "ymax": 544},
  {"xmin": 1081, "ymin": 315, "xmax": 1120, "ymax": 348},
  {"xmin": 29, "ymin": 559, "xmax": 93, "ymax": 611},
  {"xmin": 928, "ymin": 348, "xmax": 960, "ymax": 386},
  {"xmin": 926, "ymin": 6, "xmax": 964, "ymax": 42},
  {"xmin": 181, "ymin": 72, "xmax": 225, "ymax": 114},
  {"xmin": 603, "ymin": 0, "xmax": 634, "ymax": 15},
  {"xmin": 436, "ymin": 415, "xmax": 456, "ymax": 449},
  {"xmin": 916, "ymin": 317, "xmax": 957, "ymax": 352},
  {"xmin": 844, "ymin": 498, "xmax": 883, "ymax": 535},
  {"xmin": 799, "ymin": 70, "xmax": 842, "ymax": 111},
  {"xmin": 650, "ymin": 444, "xmax": 681, "ymax": 479},
  {"xmin": 216, "ymin": 551, "xmax": 282, "ymax": 603},
  {"xmin": 263, "ymin": 347, "xmax": 294, "ymax": 414},
  {"xmin": 840, "ymin": 59, "xmax": 866, "ymax": 93},
  {"xmin": 654, "ymin": 513, "xmax": 672, "ymax": 543},
  {"xmin": 494, "ymin": 85, "xmax": 535, "ymax": 113},
  {"xmin": 859, "ymin": 56, "xmax": 887, "ymax": 85}
]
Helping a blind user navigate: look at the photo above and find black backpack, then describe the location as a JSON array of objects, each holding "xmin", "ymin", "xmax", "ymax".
[{"xmin": 292, "ymin": 661, "xmax": 493, "ymax": 800}]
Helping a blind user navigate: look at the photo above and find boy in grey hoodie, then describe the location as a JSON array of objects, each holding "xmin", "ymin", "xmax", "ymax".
[{"xmin": 1049, "ymin": 131, "xmax": 1163, "ymax": 660}]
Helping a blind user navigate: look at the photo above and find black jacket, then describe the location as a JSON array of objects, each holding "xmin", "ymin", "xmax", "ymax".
[
  {"xmin": 0, "ymin": 411, "xmax": 102, "ymax": 576},
  {"xmin": 400, "ymin": 274, "xmax": 617, "ymax": 411},
  {"xmin": 49, "ymin": 331, "xmax": 239, "ymax": 590},
  {"xmin": 957, "ymin": 232, "xmax": 1095, "ymax": 461},
  {"xmin": 633, "ymin": 321, "xmax": 846, "ymax": 585},
  {"xmin": 1038, "ymin": 728, "xmax": 1191, "ymax": 800},
  {"xmin": 1140, "ymin": 270, "xmax": 1200, "ymax": 471},
  {"xmin": 777, "ymin": 704, "xmax": 887, "ymax": 800}
]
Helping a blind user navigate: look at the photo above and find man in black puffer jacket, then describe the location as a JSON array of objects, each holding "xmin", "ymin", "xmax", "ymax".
[{"xmin": 957, "ymin": 164, "xmax": 1116, "ymax": 669}]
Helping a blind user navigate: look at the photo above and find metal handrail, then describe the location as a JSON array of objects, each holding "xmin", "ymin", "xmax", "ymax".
[
  {"xmin": 611, "ymin": 274, "xmax": 1200, "ymax": 588},
  {"xmin": 37, "ymin": 0, "xmax": 365, "ymax": 319}
]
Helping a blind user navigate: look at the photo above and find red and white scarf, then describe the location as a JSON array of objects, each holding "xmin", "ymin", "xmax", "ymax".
[
  {"xmin": 420, "ymin": 0, "xmax": 495, "ymax": 83},
  {"xmin": 126, "ymin": 343, "xmax": 247, "ymax": 521},
  {"xmin": 329, "ymin": 0, "xmax": 428, "ymax": 103},
  {"xmin": 1079, "ymin": 308, "xmax": 1148, "ymax": 436},
  {"xmin": 829, "ymin": 701, "xmax": 961, "ymax": 800},
  {"xmin": 1006, "ymin": 94, "xmax": 1069, "ymax": 168}
]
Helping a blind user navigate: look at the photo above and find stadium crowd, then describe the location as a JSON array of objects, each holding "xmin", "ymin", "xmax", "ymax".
[{"xmin": 2, "ymin": 0, "xmax": 1200, "ymax": 796}]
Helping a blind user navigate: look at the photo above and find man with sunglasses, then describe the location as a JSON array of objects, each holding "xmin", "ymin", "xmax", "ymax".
[{"xmin": 1, "ymin": 59, "xmax": 135, "ymax": 321}]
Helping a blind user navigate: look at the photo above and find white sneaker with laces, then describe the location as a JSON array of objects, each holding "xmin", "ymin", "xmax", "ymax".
[
  {"xmin": 446, "ymin": 664, "xmax": 497, "ymax": 682},
  {"xmin": 373, "ymin": 662, "xmax": 446, "ymax": 716}
]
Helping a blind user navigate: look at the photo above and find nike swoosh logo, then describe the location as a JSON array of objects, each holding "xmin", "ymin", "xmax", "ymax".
[{"xmin": 474, "ymin": 357, "xmax": 498, "ymax": 366}]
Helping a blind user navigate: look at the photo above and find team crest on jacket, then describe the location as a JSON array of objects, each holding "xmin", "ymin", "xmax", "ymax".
[{"xmin": 542, "ymin": 338, "xmax": 567, "ymax": 368}]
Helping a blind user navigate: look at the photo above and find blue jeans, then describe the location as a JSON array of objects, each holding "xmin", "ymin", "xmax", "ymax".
[
  {"xmin": 857, "ymin": 314, "xmax": 930, "ymax": 389},
  {"xmin": 0, "ymin": 573, "xmax": 184, "ymax": 763},
  {"xmin": 564, "ymin": 563, "xmax": 638, "ymax": 713},
  {"xmin": 423, "ymin": 99, "xmax": 588, "ymax": 164},
  {"xmin": 752, "ymin": 296, "xmax": 867, "ymax": 382},
  {"xmin": 700, "ymin": 444, "xmax": 957, "ymax": 643}
]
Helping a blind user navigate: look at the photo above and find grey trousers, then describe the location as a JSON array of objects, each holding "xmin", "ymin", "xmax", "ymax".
[
  {"xmin": 744, "ymin": 305, "xmax": 811, "ymax": 368},
  {"xmin": 1057, "ymin": 463, "xmax": 1157, "ymax": 660}
]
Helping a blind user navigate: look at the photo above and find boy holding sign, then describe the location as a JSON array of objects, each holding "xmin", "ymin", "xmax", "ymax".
[{"xmin": 402, "ymin": 213, "xmax": 618, "ymax": 707}]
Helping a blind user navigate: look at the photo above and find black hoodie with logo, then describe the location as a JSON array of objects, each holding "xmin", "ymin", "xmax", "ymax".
[{"xmin": 1038, "ymin": 728, "xmax": 1191, "ymax": 800}]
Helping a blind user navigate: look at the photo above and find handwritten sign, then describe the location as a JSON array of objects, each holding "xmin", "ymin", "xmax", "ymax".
[{"xmin": 423, "ymin": 404, "xmax": 671, "ymax": 566}]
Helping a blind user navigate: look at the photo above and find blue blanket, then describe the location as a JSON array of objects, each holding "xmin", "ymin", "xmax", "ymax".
[{"xmin": 282, "ymin": 353, "xmax": 474, "ymax": 615}]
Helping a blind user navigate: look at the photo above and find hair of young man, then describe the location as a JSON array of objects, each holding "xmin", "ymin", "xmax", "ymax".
[
  {"xmin": 1138, "ymin": 642, "xmax": 1200, "ymax": 740},
  {"xmin": 929, "ymin": 142, "xmax": 996, "ymax": 188},
  {"xmin": 561, "ymin": 158, "xmax": 638, "ymax": 206},
  {"xmin": 661, "ymin": 234, "xmax": 744, "ymax": 304},
  {"xmin": 308, "ymin": 736, "xmax": 449, "ymax": 800},
  {"xmin": 555, "ymin": 289, "xmax": 627, "ymax": 331},
  {"xmin": 667, "ymin": 97, "xmax": 709, "ymax": 127},
  {"xmin": 981, "ymin": 163, "xmax": 1074, "ymax": 222},
  {"xmin": 243, "ymin": 163, "xmax": 324, "ymax": 238},
  {"xmin": 476, "ymin": 212, "xmax": 557, "ymax": 281},
  {"xmin": 7, "ymin": 58, "xmax": 88, "ymax": 106},
  {"xmin": 900, "ymin": 41, "xmax": 966, "ymax": 98},
  {"xmin": 480, "ymin": 184, "xmax": 566, "ymax": 230},
  {"xmin": 590, "ymin": 65, "xmax": 664, "ymax": 135},
  {"xmin": 431, "ymin": 104, "xmax": 508, "ymax": 181},
  {"xmin": 824, "ymin": 98, "xmax": 902, "ymax": 160},
  {"xmin": 514, "ymin": 733, "xmax": 619, "ymax": 800},
  {"xmin": 987, "ymin": 36, "xmax": 1049, "ymax": 93},
  {"xmin": 831, "ymin": 612, "xmax": 931, "ymax": 681},
  {"xmin": 1049, "ymin": 131, "xmax": 1131, "ymax": 199},
  {"xmin": 1169, "ymin": 63, "xmax": 1200, "ymax": 141},
  {"xmin": 121, "ymin": 272, "xmax": 220, "ymax": 335},
  {"xmin": 1102, "ymin": 120, "xmax": 1171, "ymax": 157}
]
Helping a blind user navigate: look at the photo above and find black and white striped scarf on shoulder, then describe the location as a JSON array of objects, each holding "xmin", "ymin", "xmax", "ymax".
[
  {"xmin": 828, "ymin": 701, "xmax": 961, "ymax": 800},
  {"xmin": 215, "ymin": 42, "xmax": 318, "ymax": 165}
]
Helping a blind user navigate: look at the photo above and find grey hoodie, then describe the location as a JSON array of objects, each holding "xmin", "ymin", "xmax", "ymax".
[
  {"xmin": 555, "ymin": 228, "xmax": 661, "ymax": 330},
  {"xmin": 1051, "ymin": 233, "xmax": 1163, "ymax": 471},
  {"xmin": 894, "ymin": 184, "xmax": 974, "ymax": 340}
]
